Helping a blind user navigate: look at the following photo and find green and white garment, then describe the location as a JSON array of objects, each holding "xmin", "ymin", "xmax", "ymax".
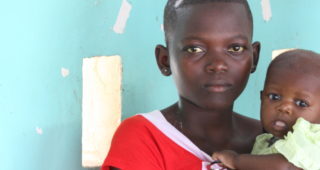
[{"xmin": 252, "ymin": 118, "xmax": 320, "ymax": 170}]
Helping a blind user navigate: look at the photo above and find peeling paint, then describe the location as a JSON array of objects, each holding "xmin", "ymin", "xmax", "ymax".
[
  {"xmin": 113, "ymin": 0, "xmax": 132, "ymax": 34},
  {"xmin": 61, "ymin": 68, "xmax": 70, "ymax": 77},
  {"xmin": 36, "ymin": 127, "xmax": 43, "ymax": 135},
  {"xmin": 261, "ymin": 0, "xmax": 272, "ymax": 22}
]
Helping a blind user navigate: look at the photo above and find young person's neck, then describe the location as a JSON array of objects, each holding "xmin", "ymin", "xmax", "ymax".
[
  {"xmin": 174, "ymin": 99, "xmax": 237, "ymax": 154},
  {"xmin": 176, "ymin": 98, "xmax": 235, "ymax": 132}
]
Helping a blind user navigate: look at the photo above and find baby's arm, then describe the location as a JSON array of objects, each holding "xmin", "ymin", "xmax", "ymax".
[{"xmin": 212, "ymin": 150, "xmax": 302, "ymax": 170}]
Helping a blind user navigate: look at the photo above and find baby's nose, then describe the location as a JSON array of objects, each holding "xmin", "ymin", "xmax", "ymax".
[{"xmin": 277, "ymin": 101, "xmax": 293, "ymax": 115}]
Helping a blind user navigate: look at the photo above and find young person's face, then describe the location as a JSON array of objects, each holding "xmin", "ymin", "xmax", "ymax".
[
  {"xmin": 167, "ymin": 2, "xmax": 260, "ymax": 109},
  {"xmin": 261, "ymin": 67, "xmax": 320, "ymax": 138}
]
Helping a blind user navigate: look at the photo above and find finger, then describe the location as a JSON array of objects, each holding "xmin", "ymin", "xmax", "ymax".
[{"xmin": 212, "ymin": 152, "xmax": 221, "ymax": 159}]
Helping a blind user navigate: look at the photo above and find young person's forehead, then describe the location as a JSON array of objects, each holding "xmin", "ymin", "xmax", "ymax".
[
  {"xmin": 169, "ymin": 0, "xmax": 250, "ymax": 12},
  {"xmin": 171, "ymin": 1, "xmax": 252, "ymax": 26},
  {"xmin": 177, "ymin": 1, "xmax": 247, "ymax": 16},
  {"xmin": 176, "ymin": 3, "xmax": 250, "ymax": 25},
  {"xmin": 177, "ymin": 0, "xmax": 247, "ymax": 9},
  {"xmin": 164, "ymin": 0, "xmax": 253, "ymax": 43},
  {"xmin": 169, "ymin": 2, "xmax": 252, "ymax": 43}
]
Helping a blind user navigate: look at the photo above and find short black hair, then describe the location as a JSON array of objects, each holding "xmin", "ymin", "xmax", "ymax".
[{"xmin": 163, "ymin": 0, "xmax": 253, "ymax": 44}]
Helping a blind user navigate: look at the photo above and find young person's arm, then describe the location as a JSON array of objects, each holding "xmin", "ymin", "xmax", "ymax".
[{"xmin": 212, "ymin": 150, "xmax": 302, "ymax": 170}]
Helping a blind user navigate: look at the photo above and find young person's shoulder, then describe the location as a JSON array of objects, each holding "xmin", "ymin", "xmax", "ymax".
[
  {"xmin": 120, "ymin": 114, "xmax": 146, "ymax": 126},
  {"xmin": 109, "ymin": 113, "xmax": 160, "ymax": 151},
  {"xmin": 233, "ymin": 112, "xmax": 263, "ymax": 151},
  {"xmin": 104, "ymin": 113, "xmax": 165, "ymax": 170},
  {"xmin": 234, "ymin": 113, "xmax": 262, "ymax": 133},
  {"xmin": 115, "ymin": 111, "xmax": 164, "ymax": 137},
  {"xmin": 116, "ymin": 114, "xmax": 153, "ymax": 133}
]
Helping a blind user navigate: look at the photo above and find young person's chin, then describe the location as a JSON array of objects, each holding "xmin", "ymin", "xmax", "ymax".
[{"xmin": 270, "ymin": 130, "xmax": 287, "ymax": 139}]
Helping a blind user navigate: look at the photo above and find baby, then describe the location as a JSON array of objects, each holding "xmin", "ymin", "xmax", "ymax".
[{"xmin": 213, "ymin": 49, "xmax": 320, "ymax": 170}]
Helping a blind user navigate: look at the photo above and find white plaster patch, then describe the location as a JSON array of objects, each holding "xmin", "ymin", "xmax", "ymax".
[
  {"xmin": 36, "ymin": 127, "xmax": 43, "ymax": 135},
  {"xmin": 61, "ymin": 68, "xmax": 70, "ymax": 77},
  {"xmin": 174, "ymin": 0, "xmax": 184, "ymax": 8},
  {"xmin": 160, "ymin": 24, "xmax": 164, "ymax": 32},
  {"xmin": 261, "ymin": 0, "xmax": 272, "ymax": 22},
  {"xmin": 113, "ymin": 0, "xmax": 132, "ymax": 34},
  {"xmin": 82, "ymin": 56, "xmax": 122, "ymax": 167}
]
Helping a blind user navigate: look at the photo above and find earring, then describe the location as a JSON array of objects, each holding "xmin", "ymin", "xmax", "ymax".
[{"xmin": 161, "ymin": 67, "xmax": 171, "ymax": 75}]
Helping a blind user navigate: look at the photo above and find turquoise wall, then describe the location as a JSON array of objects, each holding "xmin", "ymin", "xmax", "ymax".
[{"xmin": 1, "ymin": 0, "xmax": 319, "ymax": 170}]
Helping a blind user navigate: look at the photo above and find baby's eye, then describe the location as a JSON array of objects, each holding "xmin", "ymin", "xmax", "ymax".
[
  {"xmin": 227, "ymin": 45, "xmax": 244, "ymax": 53},
  {"xmin": 295, "ymin": 100, "xmax": 309, "ymax": 107},
  {"xmin": 185, "ymin": 46, "xmax": 204, "ymax": 53},
  {"xmin": 268, "ymin": 93, "xmax": 280, "ymax": 101}
]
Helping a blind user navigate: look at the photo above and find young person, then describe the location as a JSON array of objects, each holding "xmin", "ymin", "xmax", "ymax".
[
  {"xmin": 213, "ymin": 49, "xmax": 320, "ymax": 170},
  {"xmin": 102, "ymin": 0, "xmax": 262, "ymax": 169}
]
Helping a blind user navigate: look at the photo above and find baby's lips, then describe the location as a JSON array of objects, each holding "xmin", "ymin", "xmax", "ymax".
[
  {"xmin": 275, "ymin": 120, "xmax": 286, "ymax": 127},
  {"xmin": 273, "ymin": 120, "xmax": 288, "ymax": 131}
]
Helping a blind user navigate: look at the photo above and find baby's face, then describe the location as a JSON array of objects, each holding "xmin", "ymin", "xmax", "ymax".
[{"xmin": 261, "ymin": 67, "xmax": 320, "ymax": 138}]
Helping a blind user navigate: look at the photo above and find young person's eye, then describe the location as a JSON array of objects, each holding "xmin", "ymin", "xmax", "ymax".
[
  {"xmin": 227, "ymin": 45, "xmax": 245, "ymax": 53},
  {"xmin": 267, "ymin": 93, "xmax": 280, "ymax": 101},
  {"xmin": 295, "ymin": 100, "xmax": 309, "ymax": 107},
  {"xmin": 184, "ymin": 46, "xmax": 204, "ymax": 53}
]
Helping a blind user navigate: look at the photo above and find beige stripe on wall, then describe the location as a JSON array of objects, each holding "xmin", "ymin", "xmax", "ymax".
[{"xmin": 82, "ymin": 56, "xmax": 122, "ymax": 167}]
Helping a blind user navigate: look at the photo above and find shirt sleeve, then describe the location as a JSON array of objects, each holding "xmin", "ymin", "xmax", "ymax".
[
  {"xmin": 101, "ymin": 115, "xmax": 164, "ymax": 170},
  {"xmin": 274, "ymin": 117, "xmax": 320, "ymax": 170},
  {"xmin": 251, "ymin": 133, "xmax": 278, "ymax": 155}
]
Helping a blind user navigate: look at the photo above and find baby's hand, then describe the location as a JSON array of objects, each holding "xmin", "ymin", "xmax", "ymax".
[{"xmin": 212, "ymin": 150, "xmax": 239, "ymax": 170}]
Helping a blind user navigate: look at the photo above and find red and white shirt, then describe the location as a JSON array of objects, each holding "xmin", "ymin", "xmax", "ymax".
[{"xmin": 101, "ymin": 110, "xmax": 223, "ymax": 170}]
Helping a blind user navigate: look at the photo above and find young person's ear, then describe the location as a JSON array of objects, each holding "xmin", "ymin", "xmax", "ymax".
[
  {"xmin": 251, "ymin": 41, "xmax": 261, "ymax": 73},
  {"xmin": 260, "ymin": 90, "xmax": 263, "ymax": 101},
  {"xmin": 155, "ymin": 45, "xmax": 171, "ymax": 76}
]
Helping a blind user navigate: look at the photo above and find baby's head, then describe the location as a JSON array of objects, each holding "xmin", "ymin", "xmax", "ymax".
[
  {"xmin": 155, "ymin": 0, "xmax": 260, "ymax": 109},
  {"xmin": 261, "ymin": 49, "xmax": 320, "ymax": 138}
]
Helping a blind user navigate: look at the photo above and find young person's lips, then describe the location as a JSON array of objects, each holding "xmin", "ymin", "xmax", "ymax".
[
  {"xmin": 272, "ymin": 120, "xmax": 288, "ymax": 132},
  {"xmin": 204, "ymin": 83, "xmax": 232, "ymax": 92}
]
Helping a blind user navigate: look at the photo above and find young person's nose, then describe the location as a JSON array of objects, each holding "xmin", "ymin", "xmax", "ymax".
[
  {"xmin": 204, "ymin": 51, "xmax": 228, "ymax": 73},
  {"xmin": 276, "ymin": 101, "xmax": 293, "ymax": 115}
]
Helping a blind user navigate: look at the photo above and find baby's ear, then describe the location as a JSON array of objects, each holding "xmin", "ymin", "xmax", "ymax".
[
  {"xmin": 251, "ymin": 41, "xmax": 261, "ymax": 73},
  {"xmin": 155, "ymin": 45, "xmax": 171, "ymax": 76}
]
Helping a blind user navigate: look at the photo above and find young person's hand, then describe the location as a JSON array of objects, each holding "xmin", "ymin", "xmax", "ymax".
[
  {"xmin": 212, "ymin": 150, "xmax": 239, "ymax": 169},
  {"xmin": 213, "ymin": 152, "xmax": 304, "ymax": 170}
]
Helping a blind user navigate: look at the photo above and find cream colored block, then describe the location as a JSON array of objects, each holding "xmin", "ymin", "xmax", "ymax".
[
  {"xmin": 82, "ymin": 56, "xmax": 122, "ymax": 167},
  {"xmin": 272, "ymin": 48, "xmax": 295, "ymax": 60}
]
